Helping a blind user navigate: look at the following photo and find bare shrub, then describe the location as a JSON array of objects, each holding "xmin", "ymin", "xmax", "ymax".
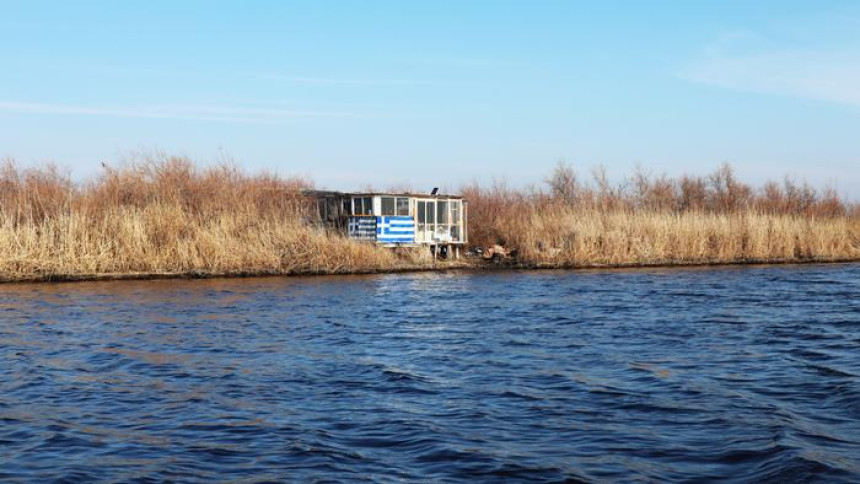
[{"xmin": 545, "ymin": 161, "xmax": 579, "ymax": 204}]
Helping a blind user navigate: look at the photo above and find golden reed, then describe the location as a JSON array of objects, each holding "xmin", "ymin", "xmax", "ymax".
[
  {"xmin": 463, "ymin": 163, "xmax": 859, "ymax": 266},
  {"xmin": 0, "ymin": 156, "xmax": 857, "ymax": 282},
  {"xmin": 0, "ymin": 156, "xmax": 403, "ymax": 281}
]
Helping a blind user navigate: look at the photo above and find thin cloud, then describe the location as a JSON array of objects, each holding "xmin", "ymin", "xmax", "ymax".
[
  {"xmin": 147, "ymin": 104, "xmax": 366, "ymax": 118},
  {"xmin": 0, "ymin": 101, "xmax": 367, "ymax": 123},
  {"xmin": 27, "ymin": 63, "xmax": 434, "ymax": 87},
  {"xmin": 400, "ymin": 57, "xmax": 528, "ymax": 69},
  {"xmin": 259, "ymin": 74, "xmax": 431, "ymax": 86},
  {"xmin": 682, "ymin": 18, "xmax": 860, "ymax": 109},
  {"xmin": 682, "ymin": 49, "xmax": 860, "ymax": 108}
]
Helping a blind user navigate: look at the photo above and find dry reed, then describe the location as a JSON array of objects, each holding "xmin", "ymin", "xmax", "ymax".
[
  {"xmin": 503, "ymin": 206, "xmax": 858, "ymax": 266},
  {"xmin": 0, "ymin": 156, "xmax": 857, "ymax": 282},
  {"xmin": 463, "ymin": 162, "xmax": 859, "ymax": 266},
  {"xmin": 0, "ymin": 156, "xmax": 405, "ymax": 282}
]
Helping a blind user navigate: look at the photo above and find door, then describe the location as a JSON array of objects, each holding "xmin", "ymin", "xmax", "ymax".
[{"xmin": 415, "ymin": 199, "xmax": 435, "ymax": 244}]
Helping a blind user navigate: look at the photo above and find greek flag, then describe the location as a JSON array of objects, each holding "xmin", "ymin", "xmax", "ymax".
[
  {"xmin": 376, "ymin": 216, "xmax": 415, "ymax": 244},
  {"xmin": 348, "ymin": 216, "xmax": 377, "ymax": 240}
]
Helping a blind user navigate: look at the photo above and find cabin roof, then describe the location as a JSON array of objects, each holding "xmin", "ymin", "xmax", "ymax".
[{"xmin": 305, "ymin": 189, "xmax": 464, "ymax": 200}]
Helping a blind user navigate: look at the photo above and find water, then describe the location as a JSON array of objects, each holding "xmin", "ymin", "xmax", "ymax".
[{"xmin": 1, "ymin": 264, "xmax": 859, "ymax": 482}]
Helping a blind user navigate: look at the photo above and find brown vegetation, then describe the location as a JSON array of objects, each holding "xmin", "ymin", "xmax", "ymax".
[
  {"xmin": 0, "ymin": 156, "xmax": 857, "ymax": 282},
  {"xmin": 463, "ymin": 162, "xmax": 860, "ymax": 266},
  {"xmin": 0, "ymin": 155, "xmax": 406, "ymax": 282}
]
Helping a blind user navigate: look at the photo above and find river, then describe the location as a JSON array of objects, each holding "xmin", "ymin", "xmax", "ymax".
[{"xmin": 1, "ymin": 264, "xmax": 859, "ymax": 482}]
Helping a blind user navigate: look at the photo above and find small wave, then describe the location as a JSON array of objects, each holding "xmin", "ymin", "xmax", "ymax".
[{"xmin": 2, "ymin": 264, "xmax": 858, "ymax": 482}]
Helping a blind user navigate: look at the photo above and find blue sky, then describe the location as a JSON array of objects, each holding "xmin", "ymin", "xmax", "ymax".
[{"xmin": 2, "ymin": 1, "xmax": 859, "ymax": 197}]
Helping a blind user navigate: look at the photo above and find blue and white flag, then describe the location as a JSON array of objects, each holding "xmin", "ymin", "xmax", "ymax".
[
  {"xmin": 348, "ymin": 216, "xmax": 377, "ymax": 240},
  {"xmin": 376, "ymin": 216, "xmax": 415, "ymax": 244}
]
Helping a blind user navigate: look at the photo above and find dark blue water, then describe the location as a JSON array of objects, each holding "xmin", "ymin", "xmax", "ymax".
[{"xmin": 1, "ymin": 264, "xmax": 859, "ymax": 482}]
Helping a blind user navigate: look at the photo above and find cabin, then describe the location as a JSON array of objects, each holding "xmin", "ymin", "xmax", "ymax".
[{"xmin": 309, "ymin": 190, "xmax": 467, "ymax": 258}]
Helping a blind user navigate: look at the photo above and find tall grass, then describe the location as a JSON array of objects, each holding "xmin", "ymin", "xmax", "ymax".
[
  {"xmin": 0, "ymin": 156, "xmax": 857, "ymax": 282},
  {"xmin": 0, "ymin": 156, "xmax": 401, "ymax": 282},
  {"xmin": 463, "ymin": 163, "xmax": 859, "ymax": 266}
]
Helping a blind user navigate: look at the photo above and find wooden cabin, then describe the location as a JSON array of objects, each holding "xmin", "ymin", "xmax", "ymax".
[{"xmin": 310, "ymin": 190, "xmax": 467, "ymax": 258}]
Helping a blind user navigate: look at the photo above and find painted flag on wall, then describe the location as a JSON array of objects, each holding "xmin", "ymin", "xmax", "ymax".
[
  {"xmin": 348, "ymin": 216, "xmax": 377, "ymax": 240},
  {"xmin": 376, "ymin": 216, "xmax": 415, "ymax": 244}
]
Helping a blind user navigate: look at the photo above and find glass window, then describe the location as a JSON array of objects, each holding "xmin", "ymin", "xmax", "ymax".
[
  {"xmin": 417, "ymin": 201, "xmax": 425, "ymax": 223},
  {"xmin": 317, "ymin": 199, "xmax": 326, "ymax": 220},
  {"xmin": 396, "ymin": 197, "xmax": 410, "ymax": 216},
  {"xmin": 451, "ymin": 200, "xmax": 461, "ymax": 224},
  {"xmin": 354, "ymin": 197, "xmax": 373, "ymax": 215},
  {"xmin": 426, "ymin": 201, "xmax": 435, "ymax": 224},
  {"xmin": 437, "ymin": 201, "xmax": 448, "ymax": 224},
  {"xmin": 381, "ymin": 197, "xmax": 395, "ymax": 216}
]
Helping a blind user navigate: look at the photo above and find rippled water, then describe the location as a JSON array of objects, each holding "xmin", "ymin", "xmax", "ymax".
[{"xmin": 1, "ymin": 264, "xmax": 859, "ymax": 482}]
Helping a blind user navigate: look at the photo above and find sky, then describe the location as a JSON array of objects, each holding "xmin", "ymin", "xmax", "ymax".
[{"xmin": 1, "ymin": 1, "xmax": 859, "ymax": 197}]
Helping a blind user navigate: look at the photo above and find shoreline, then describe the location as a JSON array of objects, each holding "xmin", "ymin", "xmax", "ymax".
[{"xmin": 3, "ymin": 256, "xmax": 857, "ymax": 285}]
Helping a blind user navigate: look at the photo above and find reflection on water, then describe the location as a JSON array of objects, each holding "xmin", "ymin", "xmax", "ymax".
[{"xmin": 1, "ymin": 264, "xmax": 860, "ymax": 481}]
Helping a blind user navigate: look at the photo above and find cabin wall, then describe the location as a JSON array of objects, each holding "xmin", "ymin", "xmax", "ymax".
[
  {"xmin": 316, "ymin": 193, "xmax": 466, "ymax": 247},
  {"xmin": 412, "ymin": 198, "xmax": 466, "ymax": 245}
]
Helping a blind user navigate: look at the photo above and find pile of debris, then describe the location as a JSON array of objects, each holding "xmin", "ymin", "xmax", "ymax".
[{"xmin": 468, "ymin": 245, "xmax": 517, "ymax": 264}]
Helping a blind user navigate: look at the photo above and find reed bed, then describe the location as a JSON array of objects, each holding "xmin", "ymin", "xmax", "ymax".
[
  {"xmin": 0, "ymin": 156, "xmax": 857, "ymax": 282},
  {"xmin": 498, "ymin": 206, "xmax": 858, "ymax": 266},
  {"xmin": 0, "ymin": 156, "xmax": 404, "ymax": 282},
  {"xmin": 463, "ymin": 163, "xmax": 859, "ymax": 266}
]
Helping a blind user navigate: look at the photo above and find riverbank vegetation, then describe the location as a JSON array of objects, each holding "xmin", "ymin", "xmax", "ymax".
[
  {"xmin": 464, "ymin": 163, "xmax": 859, "ymax": 266},
  {"xmin": 0, "ymin": 155, "xmax": 857, "ymax": 282},
  {"xmin": 0, "ymin": 156, "xmax": 407, "ymax": 282}
]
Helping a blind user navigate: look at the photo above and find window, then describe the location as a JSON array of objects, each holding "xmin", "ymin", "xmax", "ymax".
[
  {"xmin": 436, "ymin": 201, "xmax": 448, "ymax": 224},
  {"xmin": 326, "ymin": 199, "xmax": 338, "ymax": 219},
  {"xmin": 382, "ymin": 196, "xmax": 410, "ymax": 216},
  {"xmin": 450, "ymin": 201, "xmax": 461, "ymax": 240},
  {"xmin": 381, "ymin": 197, "xmax": 395, "ymax": 216},
  {"xmin": 417, "ymin": 202, "xmax": 425, "ymax": 223},
  {"xmin": 396, "ymin": 197, "xmax": 410, "ymax": 216},
  {"xmin": 353, "ymin": 197, "xmax": 373, "ymax": 215},
  {"xmin": 425, "ymin": 201, "xmax": 435, "ymax": 224}
]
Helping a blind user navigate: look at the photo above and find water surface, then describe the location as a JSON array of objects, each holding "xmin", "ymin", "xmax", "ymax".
[{"xmin": 1, "ymin": 264, "xmax": 859, "ymax": 482}]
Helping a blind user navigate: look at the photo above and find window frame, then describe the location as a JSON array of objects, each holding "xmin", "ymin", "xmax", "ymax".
[
  {"xmin": 396, "ymin": 197, "xmax": 410, "ymax": 216},
  {"xmin": 426, "ymin": 200, "xmax": 436, "ymax": 224},
  {"xmin": 381, "ymin": 197, "xmax": 396, "ymax": 216},
  {"xmin": 353, "ymin": 196, "xmax": 374, "ymax": 216},
  {"xmin": 436, "ymin": 200, "xmax": 449, "ymax": 224}
]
